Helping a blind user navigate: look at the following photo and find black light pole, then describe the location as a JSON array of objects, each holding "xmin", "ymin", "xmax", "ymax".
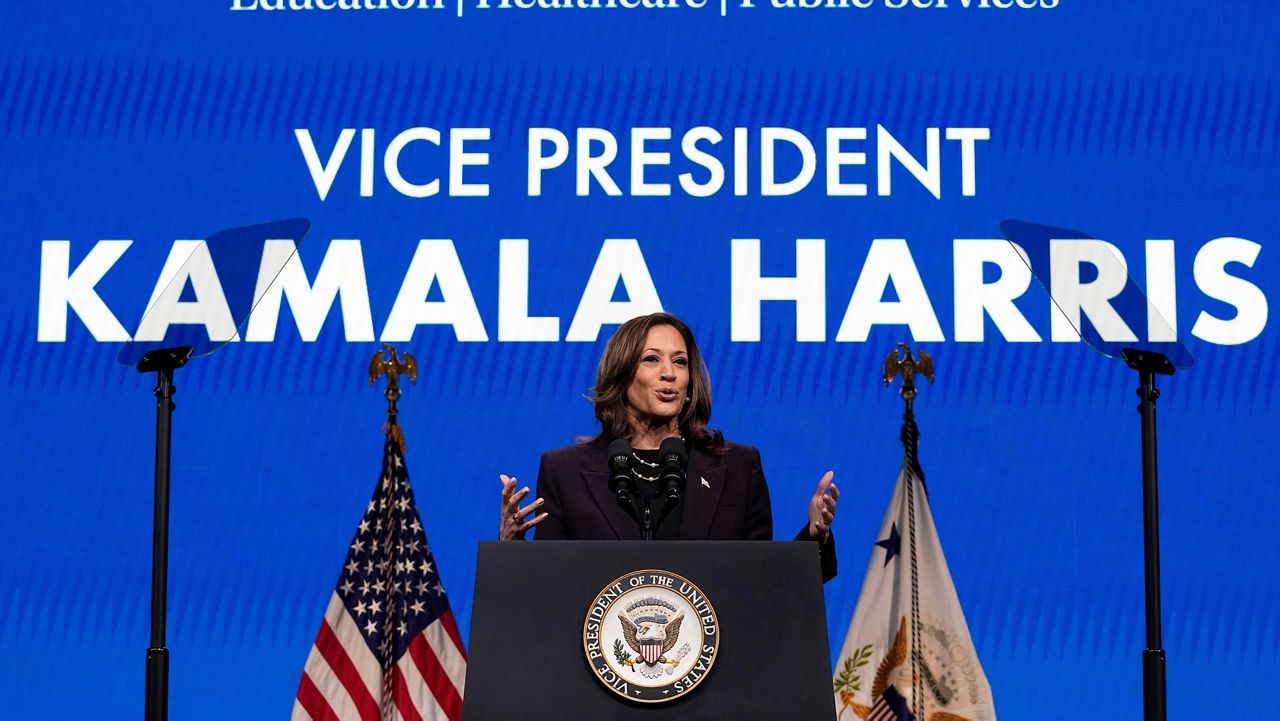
[
  {"xmin": 1122, "ymin": 347, "xmax": 1173, "ymax": 721},
  {"xmin": 136, "ymin": 345, "xmax": 193, "ymax": 721}
]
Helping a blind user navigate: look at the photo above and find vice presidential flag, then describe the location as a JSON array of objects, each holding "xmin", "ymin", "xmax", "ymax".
[
  {"xmin": 833, "ymin": 465, "xmax": 995, "ymax": 721},
  {"xmin": 293, "ymin": 432, "xmax": 467, "ymax": 721}
]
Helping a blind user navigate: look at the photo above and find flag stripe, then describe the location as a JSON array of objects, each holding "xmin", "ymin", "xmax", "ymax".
[
  {"xmin": 297, "ymin": 643, "xmax": 368, "ymax": 721},
  {"xmin": 391, "ymin": 664, "xmax": 425, "ymax": 721},
  {"xmin": 438, "ymin": 610, "xmax": 467, "ymax": 660},
  {"xmin": 423, "ymin": 613, "xmax": 468, "ymax": 694},
  {"xmin": 408, "ymin": 632, "xmax": 464, "ymax": 721},
  {"xmin": 397, "ymin": 644, "xmax": 450, "ymax": 721},
  {"xmin": 325, "ymin": 597, "xmax": 384, "ymax": 693},
  {"xmin": 295, "ymin": 672, "xmax": 341, "ymax": 721},
  {"xmin": 316, "ymin": 619, "xmax": 382, "ymax": 721}
]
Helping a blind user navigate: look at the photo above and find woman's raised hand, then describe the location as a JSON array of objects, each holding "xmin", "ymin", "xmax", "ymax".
[
  {"xmin": 807, "ymin": 471, "xmax": 839, "ymax": 541},
  {"xmin": 499, "ymin": 474, "xmax": 547, "ymax": 541}
]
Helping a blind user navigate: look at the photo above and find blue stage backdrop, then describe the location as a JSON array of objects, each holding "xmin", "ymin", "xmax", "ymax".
[{"xmin": 2, "ymin": 2, "xmax": 1276, "ymax": 719}]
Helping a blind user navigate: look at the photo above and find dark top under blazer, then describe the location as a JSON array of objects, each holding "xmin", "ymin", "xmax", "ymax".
[{"xmin": 531, "ymin": 437, "xmax": 837, "ymax": 581}]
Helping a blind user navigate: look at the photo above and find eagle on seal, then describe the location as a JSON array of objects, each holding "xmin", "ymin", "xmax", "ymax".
[{"xmin": 618, "ymin": 597, "xmax": 685, "ymax": 666}]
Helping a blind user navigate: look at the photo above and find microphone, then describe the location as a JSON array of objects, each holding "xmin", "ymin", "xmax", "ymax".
[
  {"xmin": 658, "ymin": 436, "xmax": 687, "ymax": 503},
  {"xmin": 606, "ymin": 438, "xmax": 635, "ymax": 503},
  {"xmin": 607, "ymin": 438, "xmax": 643, "ymax": 535}
]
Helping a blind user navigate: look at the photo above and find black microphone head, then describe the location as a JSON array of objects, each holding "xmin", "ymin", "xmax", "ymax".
[
  {"xmin": 606, "ymin": 438, "xmax": 634, "ymax": 499},
  {"xmin": 607, "ymin": 438, "xmax": 633, "ymax": 467},
  {"xmin": 658, "ymin": 436, "xmax": 687, "ymax": 465},
  {"xmin": 658, "ymin": 437, "xmax": 687, "ymax": 500}
]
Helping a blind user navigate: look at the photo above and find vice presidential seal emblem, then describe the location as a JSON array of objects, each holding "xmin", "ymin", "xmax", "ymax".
[{"xmin": 583, "ymin": 569, "xmax": 720, "ymax": 703}]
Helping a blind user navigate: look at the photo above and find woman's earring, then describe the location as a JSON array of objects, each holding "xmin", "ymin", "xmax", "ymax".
[{"xmin": 685, "ymin": 396, "xmax": 691, "ymax": 403}]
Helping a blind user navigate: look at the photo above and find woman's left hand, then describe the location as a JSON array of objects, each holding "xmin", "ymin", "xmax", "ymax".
[{"xmin": 807, "ymin": 471, "xmax": 838, "ymax": 541}]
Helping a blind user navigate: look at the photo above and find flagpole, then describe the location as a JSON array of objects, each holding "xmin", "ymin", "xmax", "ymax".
[
  {"xmin": 368, "ymin": 344, "xmax": 419, "ymax": 721},
  {"xmin": 883, "ymin": 342, "xmax": 934, "ymax": 720}
]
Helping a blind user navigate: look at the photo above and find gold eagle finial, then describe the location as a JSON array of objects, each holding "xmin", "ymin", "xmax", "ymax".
[
  {"xmin": 883, "ymin": 342, "xmax": 933, "ymax": 405},
  {"xmin": 368, "ymin": 345, "xmax": 417, "ymax": 448},
  {"xmin": 368, "ymin": 343, "xmax": 418, "ymax": 389}
]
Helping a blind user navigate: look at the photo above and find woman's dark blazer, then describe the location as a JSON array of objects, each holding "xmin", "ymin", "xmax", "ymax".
[{"xmin": 531, "ymin": 437, "xmax": 837, "ymax": 581}]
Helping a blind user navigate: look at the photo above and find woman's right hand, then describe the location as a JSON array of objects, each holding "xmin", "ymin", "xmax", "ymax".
[{"xmin": 499, "ymin": 474, "xmax": 547, "ymax": 540}]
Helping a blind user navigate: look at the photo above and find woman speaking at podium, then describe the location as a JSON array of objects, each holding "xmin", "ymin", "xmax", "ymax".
[{"xmin": 497, "ymin": 312, "xmax": 838, "ymax": 580}]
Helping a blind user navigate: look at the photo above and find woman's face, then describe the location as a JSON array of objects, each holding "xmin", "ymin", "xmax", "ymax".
[{"xmin": 626, "ymin": 324, "xmax": 690, "ymax": 426}]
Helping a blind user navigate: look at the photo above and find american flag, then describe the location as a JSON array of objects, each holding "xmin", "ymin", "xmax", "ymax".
[{"xmin": 293, "ymin": 433, "xmax": 467, "ymax": 721}]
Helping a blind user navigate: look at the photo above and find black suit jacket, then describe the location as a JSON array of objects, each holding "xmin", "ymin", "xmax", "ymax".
[{"xmin": 531, "ymin": 437, "xmax": 837, "ymax": 581}]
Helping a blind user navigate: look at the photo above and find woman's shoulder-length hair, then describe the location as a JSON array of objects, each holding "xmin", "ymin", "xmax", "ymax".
[{"xmin": 588, "ymin": 312, "xmax": 725, "ymax": 454}]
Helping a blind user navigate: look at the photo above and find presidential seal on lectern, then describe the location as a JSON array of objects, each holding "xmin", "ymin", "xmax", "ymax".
[{"xmin": 583, "ymin": 569, "xmax": 720, "ymax": 703}]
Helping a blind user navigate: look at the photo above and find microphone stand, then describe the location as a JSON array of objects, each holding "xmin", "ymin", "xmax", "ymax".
[
  {"xmin": 648, "ymin": 470, "xmax": 683, "ymax": 541},
  {"xmin": 608, "ymin": 469, "xmax": 645, "ymax": 540},
  {"xmin": 653, "ymin": 494, "xmax": 680, "ymax": 536},
  {"xmin": 639, "ymin": 503, "xmax": 656, "ymax": 541}
]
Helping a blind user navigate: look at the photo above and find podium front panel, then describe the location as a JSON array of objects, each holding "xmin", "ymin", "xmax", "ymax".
[{"xmin": 464, "ymin": 541, "xmax": 833, "ymax": 721}]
